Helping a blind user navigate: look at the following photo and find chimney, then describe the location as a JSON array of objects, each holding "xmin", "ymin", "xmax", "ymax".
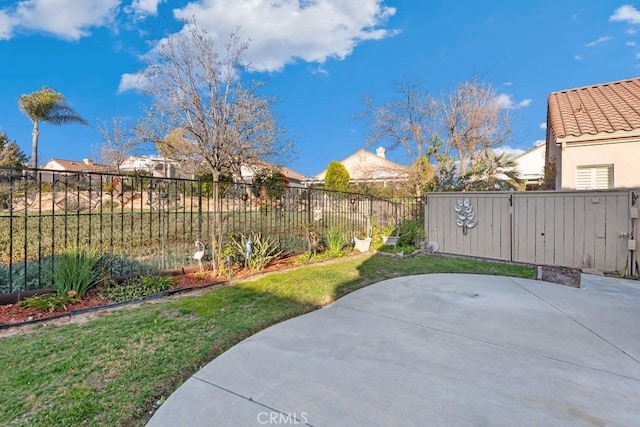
[
  {"xmin": 376, "ymin": 147, "xmax": 386, "ymax": 159},
  {"xmin": 83, "ymin": 158, "xmax": 94, "ymax": 165}
]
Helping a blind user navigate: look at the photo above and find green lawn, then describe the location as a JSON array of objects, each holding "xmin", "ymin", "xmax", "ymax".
[{"xmin": 0, "ymin": 254, "xmax": 535, "ymax": 426}]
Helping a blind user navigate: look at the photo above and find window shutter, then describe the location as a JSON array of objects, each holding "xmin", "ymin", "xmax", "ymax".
[
  {"xmin": 575, "ymin": 165, "xmax": 613, "ymax": 190},
  {"xmin": 594, "ymin": 166, "xmax": 612, "ymax": 189},
  {"xmin": 576, "ymin": 168, "xmax": 591, "ymax": 189}
]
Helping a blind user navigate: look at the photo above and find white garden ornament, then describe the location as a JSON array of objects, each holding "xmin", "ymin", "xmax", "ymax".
[{"xmin": 453, "ymin": 198, "xmax": 477, "ymax": 235}]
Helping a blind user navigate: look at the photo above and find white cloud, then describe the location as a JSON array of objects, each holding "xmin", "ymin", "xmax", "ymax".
[
  {"xmin": 585, "ymin": 36, "xmax": 612, "ymax": 47},
  {"xmin": 626, "ymin": 28, "xmax": 637, "ymax": 34},
  {"xmin": 610, "ymin": 4, "xmax": 640, "ymax": 24},
  {"xmin": 0, "ymin": 0, "xmax": 119, "ymax": 40},
  {"xmin": 310, "ymin": 64, "xmax": 329, "ymax": 76},
  {"xmin": 503, "ymin": 81, "xmax": 513, "ymax": 86},
  {"xmin": 574, "ymin": 54, "xmax": 583, "ymax": 60},
  {"xmin": 117, "ymin": 72, "xmax": 149, "ymax": 94},
  {"xmin": 493, "ymin": 146, "xmax": 525, "ymax": 158},
  {"xmin": 494, "ymin": 93, "xmax": 532, "ymax": 110},
  {"xmin": 171, "ymin": 0, "xmax": 398, "ymax": 72},
  {"xmin": 539, "ymin": 122, "xmax": 547, "ymax": 130},
  {"xmin": 0, "ymin": 11, "xmax": 15, "ymax": 39},
  {"xmin": 627, "ymin": 41, "xmax": 637, "ymax": 46},
  {"xmin": 124, "ymin": 0, "xmax": 164, "ymax": 21},
  {"xmin": 132, "ymin": 0, "xmax": 161, "ymax": 16}
]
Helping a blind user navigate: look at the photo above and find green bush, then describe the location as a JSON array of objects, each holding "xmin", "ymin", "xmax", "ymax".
[
  {"xmin": 251, "ymin": 170, "xmax": 287, "ymax": 199},
  {"xmin": 398, "ymin": 220, "xmax": 423, "ymax": 247},
  {"xmin": 324, "ymin": 227, "xmax": 350, "ymax": 257},
  {"xmin": 233, "ymin": 232, "xmax": 283, "ymax": 271},
  {"xmin": 325, "ymin": 161, "xmax": 350, "ymax": 193},
  {"xmin": 104, "ymin": 275, "xmax": 177, "ymax": 303},
  {"xmin": 0, "ymin": 257, "xmax": 56, "ymax": 293},
  {"xmin": 54, "ymin": 247, "xmax": 107, "ymax": 298},
  {"xmin": 20, "ymin": 293, "xmax": 75, "ymax": 312}
]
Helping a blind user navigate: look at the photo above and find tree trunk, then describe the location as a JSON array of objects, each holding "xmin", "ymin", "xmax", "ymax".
[
  {"xmin": 210, "ymin": 169, "xmax": 220, "ymax": 275},
  {"xmin": 31, "ymin": 122, "xmax": 39, "ymax": 169}
]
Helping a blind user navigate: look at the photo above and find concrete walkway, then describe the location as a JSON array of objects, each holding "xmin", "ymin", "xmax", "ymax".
[{"xmin": 147, "ymin": 274, "xmax": 640, "ymax": 427}]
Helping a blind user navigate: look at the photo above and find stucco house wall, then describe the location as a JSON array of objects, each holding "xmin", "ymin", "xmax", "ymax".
[
  {"xmin": 513, "ymin": 142, "xmax": 545, "ymax": 189},
  {"xmin": 555, "ymin": 135, "xmax": 640, "ymax": 189}
]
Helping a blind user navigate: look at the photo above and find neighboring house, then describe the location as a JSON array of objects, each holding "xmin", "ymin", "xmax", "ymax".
[
  {"xmin": 311, "ymin": 147, "xmax": 409, "ymax": 186},
  {"xmin": 40, "ymin": 158, "xmax": 113, "ymax": 182},
  {"xmin": 512, "ymin": 142, "xmax": 546, "ymax": 190},
  {"xmin": 119, "ymin": 156, "xmax": 193, "ymax": 179},
  {"xmin": 41, "ymin": 158, "xmax": 112, "ymax": 173},
  {"xmin": 240, "ymin": 162, "xmax": 308, "ymax": 188},
  {"xmin": 546, "ymin": 77, "xmax": 640, "ymax": 190}
]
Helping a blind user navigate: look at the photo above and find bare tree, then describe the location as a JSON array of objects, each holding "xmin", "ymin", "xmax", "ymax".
[
  {"xmin": 95, "ymin": 117, "xmax": 139, "ymax": 173},
  {"xmin": 136, "ymin": 21, "xmax": 291, "ymax": 272},
  {"xmin": 442, "ymin": 77, "xmax": 511, "ymax": 175},
  {"xmin": 359, "ymin": 79, "xmax": 439, "ymax": 165},
  {"xmin": 359, "ymin": 77, "xmax": 514, "ymax": 192},
  {"xmin": 155, "ymin": 127, "xmax": 208, "ymax": 177}
]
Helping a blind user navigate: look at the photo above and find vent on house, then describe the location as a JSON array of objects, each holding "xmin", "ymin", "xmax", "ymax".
[{"xmin": 576, "ymin": 165, "xmax": 613, "ymax": 190}]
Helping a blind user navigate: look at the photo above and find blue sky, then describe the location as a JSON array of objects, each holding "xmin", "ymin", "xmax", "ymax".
[{"xmin": 1, "ymin": 1, "xmax": 639, "ymax": 177}]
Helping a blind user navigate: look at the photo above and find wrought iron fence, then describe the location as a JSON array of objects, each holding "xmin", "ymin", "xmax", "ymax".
[{"xmin": 0, "ymin": 167, "xmax": 423, "ymax": 293}]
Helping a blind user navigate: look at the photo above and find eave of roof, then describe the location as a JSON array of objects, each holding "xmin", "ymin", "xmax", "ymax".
[{"xmin": 548, "ymin": 76, "xmax": 640, "ymax": 140}]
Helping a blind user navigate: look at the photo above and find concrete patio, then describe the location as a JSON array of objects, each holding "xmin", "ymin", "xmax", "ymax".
[{"xmin": 148, "ymin": 273, "xmax": 640, "ymax": 426}]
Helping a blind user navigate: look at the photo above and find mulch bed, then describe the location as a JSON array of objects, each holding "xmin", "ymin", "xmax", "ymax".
[
  {"xmin": 0, "ymin": 292, "xmax": 112, "ymax": 326},
  {"xmin": 0, "ymin": 252, "xmax": 307, "ymax": 327}
]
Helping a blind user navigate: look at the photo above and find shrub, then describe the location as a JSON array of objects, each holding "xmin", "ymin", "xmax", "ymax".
[
  {"xmin": 54, "ymin": 247, "xmax": 107, "ymax": 298},
  {"xmin": 104, "ymin": 275, "xmax": 177, "ymax": 303},
  {"xmin": 325, "ymin": 161, "xmax": 350, "ymax": 193},
  {"xmin": 251, "ymin": 170, "xmax": 288, "ymax": 199},
  {"xmin": 324, "ymin": 228, "xmax": 349, "ymax": 257},
  {"xmin": 20, "ymin": 293, "xmax": 75, "ymax": 312},
  {"xmin": 0, "ymin": 257, "xmax": 56, "ymax": 293},
  {"xmin": 233, "ymin": 232, "xmax": 283, "ymax": 271},
  {"xmin": 218, "ymin": 241, "xmax": 240, "ymax": 277},
  {"xmin": 380, "ymin": 223, "xmax": 397, "ymax": 237},
  {"xmin": 398, "ymin": 220, "xmax": 423, "ymax": 247}
]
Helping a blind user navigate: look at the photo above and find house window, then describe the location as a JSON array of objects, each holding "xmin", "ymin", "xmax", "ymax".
[{"xmin": 575, "ymin": 165, "xmax": 613, "ymax": 190}]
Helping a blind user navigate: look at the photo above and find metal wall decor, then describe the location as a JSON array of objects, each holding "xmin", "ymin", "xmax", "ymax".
[{"xmin": 454, "ymin": 198, "xmax": 477, "ymax": 235}]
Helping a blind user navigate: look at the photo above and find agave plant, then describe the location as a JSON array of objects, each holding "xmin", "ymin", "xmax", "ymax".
[{"xmin": 233, "ymin": 232, "xmax": 283, "ymax": 271}]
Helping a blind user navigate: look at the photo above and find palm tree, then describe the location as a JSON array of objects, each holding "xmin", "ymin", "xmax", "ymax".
[
  {"xmin": 18, "ymin": 87, "xmax": 88, "ymax": 168},
  {"xmin": 463, "ymin": 151, "xmax": 524, "ymax": 191}
]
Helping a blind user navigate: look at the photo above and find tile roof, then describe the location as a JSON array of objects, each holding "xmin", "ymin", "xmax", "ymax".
[
  {"xmin": 548, "ymin": 77, "xmax": 640, "ymax": 139},
  {"xmin": 242, "ymin": 160, "xmax": 307, "ymax": 181},
  {"xmin": 46, "ymin": 158, "xmax": 113, "ymax": 172},
  {"xmin": 313, "ymin": 148, "xmax": 409, "ymax": 181},
  {"xmin": 280, "ymin": 166, "xmax": 306, "ymax": 182}
]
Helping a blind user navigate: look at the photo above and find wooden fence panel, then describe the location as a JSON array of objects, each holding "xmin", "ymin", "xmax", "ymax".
[
  {"xmin": 426, "ymin": 193, "xmax": 511, "ymax": 260},
  {"xmin": 511, "ymin": 191, "xmax": 629, "ymax": 271},
  {"xmin": 426, "ymin": 189, "xmax": 634, "ymax": 273}
]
